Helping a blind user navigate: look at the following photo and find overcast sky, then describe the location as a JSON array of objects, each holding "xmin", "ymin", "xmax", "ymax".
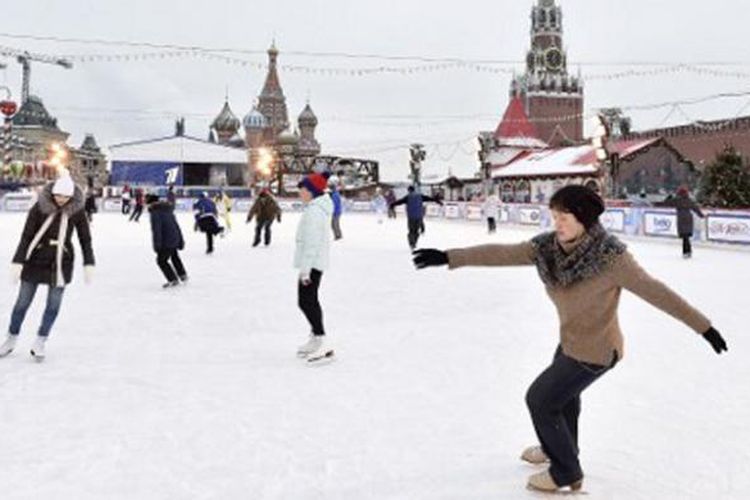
[{"xmin": 3, "ymin": 0, "xmax": 750, "ymax": 181}]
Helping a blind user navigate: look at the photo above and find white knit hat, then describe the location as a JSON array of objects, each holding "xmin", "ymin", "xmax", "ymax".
[{"xmin": 52, "ymin": 172, "xmax": 75, "ymax": 197}]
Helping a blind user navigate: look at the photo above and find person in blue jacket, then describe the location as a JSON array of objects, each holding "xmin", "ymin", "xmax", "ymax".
[
  {"xmin": 147, "ymin": 194, "xmax": 187, "ymax": 288},
  {"xmin": 390, "ymin": 185, "xmax": 443, "ymax": 249},
  {"xmin": 193, "ymin": 192, "xmax": 224, "ymax": 254},
  {"xmin": 329, "ymin": 177, "xmax": 344, "ymax": 240}
]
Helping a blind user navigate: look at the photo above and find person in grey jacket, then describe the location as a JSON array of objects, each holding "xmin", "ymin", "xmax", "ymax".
[{"xmin": 663, "ymin": 187, "xmax": 705, "ymax": 258}]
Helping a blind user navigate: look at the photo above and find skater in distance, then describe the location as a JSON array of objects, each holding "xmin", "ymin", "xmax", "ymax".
[{"xmin": 412, "ymin": 185, "xmax": 728, "ymax": 493}]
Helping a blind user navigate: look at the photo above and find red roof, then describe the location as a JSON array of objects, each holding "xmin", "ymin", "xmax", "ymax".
[{"xmin": 494, "ymin": 97, "xmax": 539, "ymax": 140}]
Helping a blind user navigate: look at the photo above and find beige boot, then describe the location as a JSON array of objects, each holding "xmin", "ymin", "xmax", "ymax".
[
  {"xmin": 520, "ymin": 445, "xmax": 549, "ymax": 464},
  {"xmin": 526, "ymin": 470, "xmax": 583, "ymax": 493}
]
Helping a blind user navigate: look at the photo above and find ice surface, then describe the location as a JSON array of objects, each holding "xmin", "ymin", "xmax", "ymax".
[{"xmin": 0, "ymin": 211, "xmax": 747, "ymax": 499}]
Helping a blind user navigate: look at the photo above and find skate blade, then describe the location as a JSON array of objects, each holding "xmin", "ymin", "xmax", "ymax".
[
  {"xmin": 526, "ymin": 483, "xmax": 586, "ymax": 495},
  {"xmin": 306, "ymin": 350, "xmax": 335, "ymax": 365},
  {"xmin": 30, "ymin": 352, "xmax": 45, "ymax": 363}
]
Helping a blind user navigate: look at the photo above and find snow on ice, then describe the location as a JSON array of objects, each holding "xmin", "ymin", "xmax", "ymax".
[{"xmin": 0, "ymin": 211, "xmax": 748, "ymax": 499}]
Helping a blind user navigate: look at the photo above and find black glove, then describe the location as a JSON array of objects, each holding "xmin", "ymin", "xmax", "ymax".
[
  {"xmin": 702, "ymin": 327, "xmax": 728, "ymax": 354},
  {"xmin": 412, "ymin": 249, "xmax": 448, "ymax": 269}
]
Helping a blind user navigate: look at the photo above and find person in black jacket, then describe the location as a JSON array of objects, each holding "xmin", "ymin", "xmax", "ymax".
[
  {"xmin": 2, "ymin": 172, "xmax": 95, "ymax": 360},
  {"xmin": 389, "ymin": 186, "xmax": 443, "ymax": 249},
  {"xmin": 146, "ymin": 194, "xmax": 187, "ymax": 288},
  {"xmin": 661, "ymin": 187, "xmax": 705, "ymax": 258}
]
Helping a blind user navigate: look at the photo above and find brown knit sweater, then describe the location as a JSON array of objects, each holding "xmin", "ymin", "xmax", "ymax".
[{"xmin": 447, "ymin": 241, "xmax": 711, "ymax": 365}]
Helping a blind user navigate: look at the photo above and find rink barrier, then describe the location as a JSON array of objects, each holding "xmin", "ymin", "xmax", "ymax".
[{"xmin": 4, "ymin": 194, "xmax": 750, "ymax": 245}]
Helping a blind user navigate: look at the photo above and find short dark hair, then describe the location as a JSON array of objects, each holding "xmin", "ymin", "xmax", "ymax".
[{"xmin": 549, "ymin": 185, "xmax": 605, "ymax": 229}]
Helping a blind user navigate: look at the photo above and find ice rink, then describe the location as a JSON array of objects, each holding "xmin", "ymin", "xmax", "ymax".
[{"xmin": 0, "ymin": 210, "xmax": 747, "ymax": 499}]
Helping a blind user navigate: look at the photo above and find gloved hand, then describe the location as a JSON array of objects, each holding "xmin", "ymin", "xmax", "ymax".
[
  {"xmin": 10, "ymin": 263, "xmax": 22, "ymax": 284},
  {"xmin": 702, "ymin": 327, "xmax": 728, "ymax": 354},
  {"xmin": 277, "ymin": 215, "xmax": 281, "ymax": 223},
  {"xmin": 299, "ymin": 273, "xmax": 311, "ymax": 286},
  {"xmin": 412, "ymin": 249, "xmax": 449, "ymax": 269},
  {"xmin": 83, "ymin": 265, "xmax": 94, "ymax": 285}
]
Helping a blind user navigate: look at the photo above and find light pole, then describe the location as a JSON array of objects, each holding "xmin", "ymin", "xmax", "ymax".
[
  {"xmin": 0, "ymin": 86, "xmax": 18, "ymax": 180},
  {"xmin": 592, "ymin": 114, "xmax": 612, "ymax": 196},
  {"xmin": 409, "ymin": 143, "xmax": 426, "ymax": 188}
]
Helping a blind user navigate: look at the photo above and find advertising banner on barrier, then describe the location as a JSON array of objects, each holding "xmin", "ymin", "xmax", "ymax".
[
  {"xmin": 234, "ymin": 200, "xmax": 253, "ymax": 212},
  {"xmin": 706, "ymin": 214, "xmax": 750, "ymax": 244},
  {"xmin": 350, "ymin": 201, "xmax": 372, "ymax": 212},
  {"xmin": 601, "ymin": 209, "xmax": 626, "ymax": 233},
  {"xmin": 465, "ymin": 204, "xmax": 483, "ymax": 221},
  {"xmin": 2, "ymin": 193, "xmax": 36, "ymax": 212},
  {"xmin": 425, "ymin": 204, "xmax": 441, "ymax": 217},
  {"xmin": 519, "ymin": 207, "xmax": 541, "ymax": 225},
  {"xmin": 279, "ymin": 200, "xmax": 304, "ymax": 212},
  {"xmin": 499, "ymin": 207, "xmax": 510, "ymax": 223},
  {"xmin": 644, "ymin": 211, "xmax": 678, "ymax": 237},
  {"xmin": 444, "ymin": 204, "xmax": 460, "ymax": 219},
  {"xmin": 102, "ymin": 199, "xmax": 122, "ymax": 212}
]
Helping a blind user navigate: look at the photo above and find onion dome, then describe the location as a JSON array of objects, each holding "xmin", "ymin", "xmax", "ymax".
[
  {"xmin": 243, "ymin": 106, "xmax": 268, "ymax": 130},
  {"xmin": 211, "ymin": 101, "xmax": 240, "ymax": 133},
  {"xmin": 277, "ymin": 127, "xmax": 299, "ymax": 146},
  {"xmin": 298, "ymin": 102, "xmax": 318, "ymax": 127}
]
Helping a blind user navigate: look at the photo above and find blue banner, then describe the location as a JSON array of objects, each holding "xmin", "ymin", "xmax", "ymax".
[{"xmin": 110, "ymin": 162, "xmax": 183, "ymax": 186}]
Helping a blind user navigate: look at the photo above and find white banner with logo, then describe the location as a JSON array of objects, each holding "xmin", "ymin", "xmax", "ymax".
[
  {"xmin": 601, "ymin": 209, "xmax": 626, "ymax": 233},
  {"xmin": 425, "ymin": 204, "xmax": 442, "ymax": 217},
  {"xmin": 465, "ymin": 204, "xmax": 483, "ymax": 221},
  {"xmin": 444, "ymin": 204, "xmax": 460, "ymax": 219},
  {"xmin": 644, "ymin": 211, "xmax": 678, "ymax": 237},
  {"xmin": 519, "ymin": 207, "xmax": 542, "ymax": 225},
  {"xmin": 706, "ymin": 214, "xmax": 750, "ymax": 244},
  {"xmin": 3, "ymin": 193, "xmax": 36, "ymax": 212}
]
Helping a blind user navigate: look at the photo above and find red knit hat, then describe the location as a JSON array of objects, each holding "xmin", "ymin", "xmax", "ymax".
[{"xmin": 299, "ymin": 173, "xmax": 328, "ymax": 197}]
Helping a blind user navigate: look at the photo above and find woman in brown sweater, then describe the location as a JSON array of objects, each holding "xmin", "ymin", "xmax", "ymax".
[{"xmin": 412, "ymin": 185, "xmax": 727, "ymax": 493}]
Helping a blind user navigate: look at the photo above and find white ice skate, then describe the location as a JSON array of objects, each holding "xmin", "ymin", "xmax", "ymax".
[
  {"xmin": 306, "ymin": 338, "xmax": 335, "ymax": 365},
  {"xmin": 0, "ymin": 335, "xmax": 18, "ymax": 357},
  {"xmin": 30, "ymin": 336, "xmax": 47, "ymax": 361},
  {"xmin": 521, "ymin": 445, "xmax": 549, "ymax": 465},
  {"xmin": 296, "ymin": 335, "xmax": 322, "ymax": 358}
]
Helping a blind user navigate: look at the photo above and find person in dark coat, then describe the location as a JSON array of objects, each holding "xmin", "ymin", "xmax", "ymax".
[
  {"xmin": 663, "ymin": 187, "xmax": 705, "ymax": 258},
  {"xmin": 385, "ymin": 189, "xmax": 397, "ymax": 219},
  {"xmin": 129, "ymin": 188, "xmax": 145, "ymax": 222},
  {"xmin": 193, "ymin": 192, "xmax": 224, "ymax": 254},
  {"xmin": 146, "ymin": 194, "xmax": 187, "ymax": 288},
  {"xmin": 390, "ymin": 185, "xmax": 444, "ymax": 249},
  {"xmin": 246, "ymin": 188, "xmax": 281, "ymax": 247},
  {"xmin": 2, "ymin": 172, "xmax": 95, "ymax": 360}
]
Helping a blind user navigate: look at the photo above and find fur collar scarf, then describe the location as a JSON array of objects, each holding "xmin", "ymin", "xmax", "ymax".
[
  {"xmin": 37, "ymin": 183, "xmax": 85, "ymax": 216},
  {"xmin": 531, "ymin": 223, "xmax": 627, "ymax": 288}
]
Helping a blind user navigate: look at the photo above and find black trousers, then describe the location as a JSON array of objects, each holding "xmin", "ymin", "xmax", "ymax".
[
  {"xmin": 130, "ymin": 204, "xmax": 143, "ymax": 222},
  {"xmin": 297, "ymin": 269, "xmax": 325, "ymax": 336},
  {"xmin": 525, "ymin": 346, "xmax": 617, "ymax": 486},
  {"xmin": 681, "ymin": 235, "xmax": 692, "ymax": 256},
  {"xmin": 487, "ymin": 217, "xmax": 497, "ymax": 233},
  {"xmin": 122, "ymin": 201, "xmax": 131, "ymax": 215},
  {"xmin": 332, "ymin": 215, "xmax": 343, "ymax": 240},
  {"xmin": 254, "ymin": 220, "xmax": 274, "ymax": 246},
  {"xmin": 407, "ymin": 218, "xmax": 423, "ymax": 248},
  {"xmin": 156, "ymin": 249, "xmax": 187, "ymax": 283}
]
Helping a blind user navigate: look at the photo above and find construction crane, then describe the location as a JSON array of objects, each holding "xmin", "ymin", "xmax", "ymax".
[{"xmin": 0, "ymin": 47, "xmax": 72, "ymax": 104}]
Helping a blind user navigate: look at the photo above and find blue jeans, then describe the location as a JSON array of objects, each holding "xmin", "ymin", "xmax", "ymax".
[
  {"xmin": 8, "ymin": 281, "xmax": 65, "ymax": 337},
  {"xmin": 525, "ymin": 346, "xmax": 618, "ymax": 486}
]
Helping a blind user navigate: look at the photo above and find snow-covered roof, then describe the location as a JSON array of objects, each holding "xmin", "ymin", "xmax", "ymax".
[
  {"xmin": 109, "ymin": 135, "xmax": 247, "ymax": 164},
  {"xmin": 492, "ymin": 144, "xmax": 598, "ymax": 178}
]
